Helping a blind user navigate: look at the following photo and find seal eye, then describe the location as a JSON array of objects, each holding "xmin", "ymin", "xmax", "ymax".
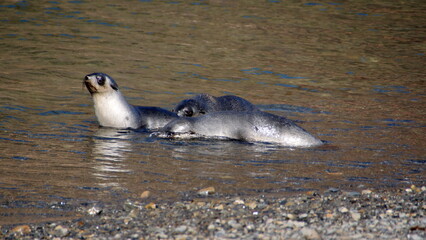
[
  {"xmin": 96, "ymin": 75, "xmax": 105, "ymax": 86},
  {"xmin": 184, "ymin": 109, "xmax": 193, "ymax": 117}
]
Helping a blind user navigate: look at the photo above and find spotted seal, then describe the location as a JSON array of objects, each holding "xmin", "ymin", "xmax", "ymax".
[
  {"xmin": 156, "ymin": 111, "xmax": 323, "ymax": 147},
  {"xmin": 84, "ymin": 72, "xmax": 178, "ymax": 130},
  {"xmin": 173, "ymin": 93, "xmax": 258, "ymax": 117}
]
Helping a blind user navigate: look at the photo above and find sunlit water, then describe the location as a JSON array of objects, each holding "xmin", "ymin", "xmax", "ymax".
[{"xmin": 0, "ymin": 0, "xmax": 424, "ymax": 224}]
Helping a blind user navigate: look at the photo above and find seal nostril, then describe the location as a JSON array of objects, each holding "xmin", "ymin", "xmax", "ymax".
[{"xmin": 84, "ymin": 75, "xmax": 89, "ymax": 81}]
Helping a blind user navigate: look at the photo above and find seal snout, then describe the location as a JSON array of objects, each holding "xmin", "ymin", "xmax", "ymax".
[{"xmin": 83, "ymin": 74, "xmax": 98, "ymax": 94}]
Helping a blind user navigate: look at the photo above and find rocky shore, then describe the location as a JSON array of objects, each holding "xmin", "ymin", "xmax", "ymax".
[{"xmin": 2, "ymin": 186, "xmax": 425, "ymax": 239}]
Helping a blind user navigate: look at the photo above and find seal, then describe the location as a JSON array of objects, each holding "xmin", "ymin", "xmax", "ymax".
[
  {"xmin": 156, "ymin": 111, "xmax": 323, "ymax": 147},
  {"xmin": 173, "ymin": 93, "xmax": 258, "ymax": 117},
  {"xmin": 84, "ymin": 72, "xmax": 178, "ymax": 130}
]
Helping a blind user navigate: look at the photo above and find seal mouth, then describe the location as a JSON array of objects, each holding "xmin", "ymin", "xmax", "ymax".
[{"xmin": 83, "ymin": 77, "xmax": 98, "ymax": 94}]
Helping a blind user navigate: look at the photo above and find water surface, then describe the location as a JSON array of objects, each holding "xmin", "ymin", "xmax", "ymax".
[{"xmin": 0, "ymin": 0, "xmax": 425, "ymax": 224}]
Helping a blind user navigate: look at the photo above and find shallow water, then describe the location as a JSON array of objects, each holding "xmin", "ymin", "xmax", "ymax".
[{"xmin": 0, "ymin": 0, "xmax": 425, "ymax": 224}]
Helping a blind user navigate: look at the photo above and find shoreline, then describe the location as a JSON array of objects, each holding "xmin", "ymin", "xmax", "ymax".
[{"xmin": 2, "ymin": 186, "xmax": 425, "ymax": 239}]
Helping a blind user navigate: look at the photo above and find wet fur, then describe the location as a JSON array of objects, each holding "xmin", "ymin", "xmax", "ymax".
[
  {"xmin": 160, "ymin": 111, "xmax": 323, "ymax": 147},
  {"xmin": 173, "ymin": 93, "xmax": 258, "ymax": 117},
  {"xmin": 84, "ymin": 73, "xmax": 178, "ymax": 130}
]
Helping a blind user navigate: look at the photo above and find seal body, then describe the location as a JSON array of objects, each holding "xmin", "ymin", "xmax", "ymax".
[
  {"xmin": 173, "ymin": 93, "xmax": 258, "ymax": 117},
  {"xmin": 84, "ymin": 73, "xmax": 178, "ymax": 130},
  {"xmin": 159, "ymin": 111, "xmax": 323, "ymax": 147}
]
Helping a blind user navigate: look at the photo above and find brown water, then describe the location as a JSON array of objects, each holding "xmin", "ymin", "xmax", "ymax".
[{"xmin": 0, "ymin": 0, "xmax": 425, "ymax": 224}]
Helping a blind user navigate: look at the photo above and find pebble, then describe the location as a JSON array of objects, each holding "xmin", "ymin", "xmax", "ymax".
[
  {"xmin": 145, "ymin": 202, "xmax": 157, "ymax": 209},
  {"xmin": 207, "ymin": 224, "xmax": 215, "ymax": 231},
  {"xmin": 327, "ymin": 187, "xmax": 340, "ymax": 193},
  {"xmin": 345, "ymin": 191, "xmax": 361, "ymax": 197},
  {"xmin": 197, "ymin": 187, "xmax": 215, "ymax": 196},
  {"xmin": 140, "ymin": 190, "xmax": 151, "ymax": 199},
  {"xmin": 351, "ymin": 211, "xmax": 361, "ymax": 221},
  {"xmin": 87, "ymin": 206, "xmax": 102, "ymax": 215},
  {"xmin": 174, "ymin": 225, "xmax": 187, "ymax": 233},
  {"xmin": 339, "ymin": 207, "xmax": 349, "ymax": 213},
  {"xmin": 246, "ymin": 201, "xmax": 257, "ymax": 209},
  {"xmin": 1, "ymin": 188, "xmax": 424, "ymax": 239},
  {"xmin": 10, "ymin": 225, "xmax": 31, "ymax": 235},
  {"xmin": 285, "ymin": 220, "xmax": 306, "ymax": 228},
  {"xmin": 301, "ymin": 227, "xmax": 321, "ymax": 240},
  {"xmin": 362, "ymin": 189, "xmax": 373, "ymax": 195},
  {"xmin": 214, "ymin": 204, "xmax": 224, "ymax": 210},
  {"xmin": 53, "ymin": 225, "xmax": 69, "ymax": 237}
]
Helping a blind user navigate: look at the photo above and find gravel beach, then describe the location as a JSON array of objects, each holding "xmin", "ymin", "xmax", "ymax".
[{"xmin": 2, "ymin": 186, "xmax": 425, "ymax": 239}]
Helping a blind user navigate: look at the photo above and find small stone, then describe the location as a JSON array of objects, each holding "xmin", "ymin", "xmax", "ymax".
[
  {"xmin": 411, "ymin": 185, "xmax": 422, "ymax": 193},
  {"xmin": 298, "ymin": 213, "xmax": 308, "ymax": 219},
  {"xmin": 386, "ymin": 209, "xmax": 393, "ymax": 215},
  {"xmin": 361, "ymin": 189, "xmax": 372, "ymax": 195},
  {"xmin": 351, "ymin": 211, "xmax": 361, "ymax": 221},
  {"xmin": 214, "ymin": 204, "xmax": 224, "ymax": 210},
  {"xmin": 124, "ymin": 200, "xmax": 141, "ymax": 210},
  {"xmin": 246, "ymin": 201, "xmax": 257, "ymax": 209},
  {"xmin": 11, "ymin": 225, "xmax": 31, "ymax": 235},
  {"xmin": 327, "ymin": 187, "xmax": 340, "ymax": 193},
  {"xmin": 128, "ymin": 208, "xmax": 139, "ymax": 218},
  {"xmin": 405, "ymin": 188, "xmax": 413, "ymax": 193},
  {"xmin": 306, "ymin": 191, "xmax": 316, "ymax": 195},
  {"xmin": 301, "ymin": 227, "xmax": 321, "ymax": 240},
  {"xmin": 145, "ymin": 202, "xmax": 157, "ymax": 209},
  {"xmin": 344, "ymin": 191, "xmax": 360, "ymax": 197},
  {"xmin": 421, "ymin": 186, "xmax": 426, "ymax": 192},
  {"xmin": 140, "ymin": 190, "xmax": 151, "ymax": 199},
  {"xmin": 207, "ymin": 224, "xmax": 215, "ymax": 231},
  {"xmin": 338, "ymin": 207, "xmax": 349, "ymax": 213},
  {"xmin": 287, "ymin": 213, "xmax": 296, "ymax": 220},
  {"xmin": 287, "ymin": 220, "xmax": 306, "ymax": 228},
  {"xmin": 410, "ymin": 234, "xmax": 423, "ymax": 240},
  {"xmin": 174, "ymin": 225, "xmax": 188, "ymax": 233},
  {"xmin": 87, "ymin": 206, "xmax": 102, "ymax": 216},
  {"xmin": 233, "ymin": 199, "xmax": 245, "ymax": 205},
  {"xmin": 197, "ymin": 187, "xmax": 215, "ymax": 196},
  {"xmin": 53, "ymin": 225, "xmax": 69, "ymax": 237},
  {"xmin": 228, "ymin": 219, "xmax": 243, "ymax": 229},
  {"xmin": 246, "ymin": 223, "xmax": 255, "ymax": 231},
  {"xmin": 123, "ymin": 217, "xmax": 131, "ymax": 225},
  {"xmin": 325, "ymin": 213, "xmax": 334, "ymax": 219},
  {"xmin": 156, "ymin": 232, "xmax": 168, "ymax": 239},
  {"xmin": 175, "ymin": 235, "xmax": 190, "ymax": 240}
]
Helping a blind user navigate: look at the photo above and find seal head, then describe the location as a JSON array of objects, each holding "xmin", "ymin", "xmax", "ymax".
[
  {"xmin": 173, "ymin": 99, "xmax": 204, "ymax": 117},
  {"xmin": 84, "ymin": 72, "xmax": 118, "ymax": 95},
  {"xmin": 173, "ymin": 94, "xmax": 258, "ymax": 117}
]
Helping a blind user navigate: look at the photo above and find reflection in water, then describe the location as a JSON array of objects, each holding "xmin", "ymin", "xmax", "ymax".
[{"xmin": 91, "ymin": 129, "xmax": 133, "ymax": 188}]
